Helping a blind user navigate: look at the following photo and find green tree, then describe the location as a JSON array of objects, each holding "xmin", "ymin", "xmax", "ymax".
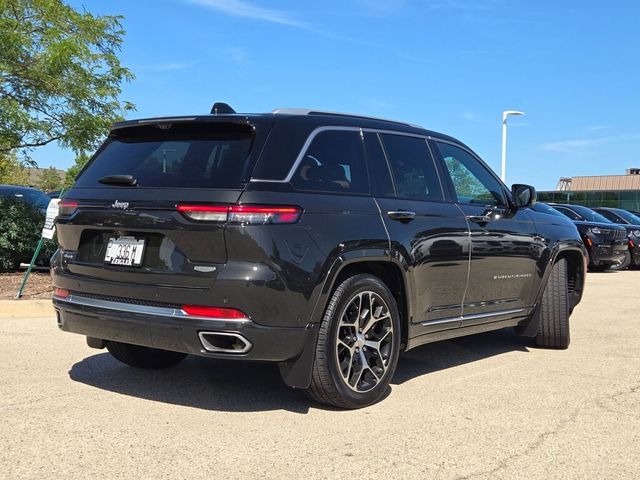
[
  {"xmin": 63, "ymin": 150, "xmax": 89, "ymax": 188},
  {"xmin": 0, "ymin": 0, "xmax": 135, "ymax": 158},
  {"xmin": 0, "ymin": 151, "xmax": 29, "ymax": 185},
  {"xmin": 36, "ymin": 165, "xmax": 62, "ymax": 191}
]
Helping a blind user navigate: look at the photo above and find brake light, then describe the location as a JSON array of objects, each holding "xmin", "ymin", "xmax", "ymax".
[
  {"xmin": 58, "ymin": 199, "xmax": 79, "ymax": 216},
  {"xmin": 181, "ymin": 305, "xmax": 248, "ymax": 319},
  {"xmin": 54, "ymin": 287, "xmax": 70, "ymax": 298},
  {"xmin": 177, "ymin": 204, "xmax": 302, "ymax": 224}
]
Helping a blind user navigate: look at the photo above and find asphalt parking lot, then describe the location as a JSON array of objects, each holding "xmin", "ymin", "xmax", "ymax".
[{"xmin": 1, "ymin": 271, "xmax": 639, "ymax": 480}]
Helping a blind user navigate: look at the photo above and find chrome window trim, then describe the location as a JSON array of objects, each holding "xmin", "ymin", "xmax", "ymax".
[{"xmin": 250, "ymin": 126, "xmax": 430, "ymax": 184}]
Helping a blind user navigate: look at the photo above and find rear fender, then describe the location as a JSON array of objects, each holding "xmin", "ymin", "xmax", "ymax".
[{"xmin": 279, "ymin": 247, "xmax": 412, "ymax": 389}]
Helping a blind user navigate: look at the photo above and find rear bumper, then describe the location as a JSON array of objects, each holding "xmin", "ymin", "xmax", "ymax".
[{"xmin": 53, "ymin": 294, "xmax": 311, "ymax": 362}]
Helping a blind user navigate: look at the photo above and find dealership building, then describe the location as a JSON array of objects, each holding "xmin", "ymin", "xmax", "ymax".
[{"xmin": 538, "ymin": 168, "xmax": 640, "ymax": 211}]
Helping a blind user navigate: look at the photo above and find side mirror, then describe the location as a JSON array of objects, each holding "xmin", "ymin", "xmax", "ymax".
[{"xmin": 511, "ymin": 184, "xmax": 537, "ymax": 208}]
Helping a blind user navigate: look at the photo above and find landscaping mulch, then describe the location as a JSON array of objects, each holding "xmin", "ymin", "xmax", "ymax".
[{"xmin": 0, "ymin": 271, "xmax": 52, "ymax": 300}]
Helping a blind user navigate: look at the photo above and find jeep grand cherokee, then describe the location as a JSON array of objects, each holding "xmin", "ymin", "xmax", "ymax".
[{"xmin": 52, "ymin": 103, "xmax": 587, "ymax": 408}]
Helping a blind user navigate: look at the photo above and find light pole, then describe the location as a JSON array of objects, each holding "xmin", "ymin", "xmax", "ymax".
[{"xmin": 501, "ymin": 110, "xmax": 525, "ymax": 182}]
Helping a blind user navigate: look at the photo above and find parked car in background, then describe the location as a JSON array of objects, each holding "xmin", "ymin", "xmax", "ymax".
[
  {"xmin": 0, "ymin": 184, "xmax": 51, "ymax": 214},
  {"xmin": 593, "ymin": 207, "xmax": 640, "ymax": 269},
  {"xmin": 51, "ymin": 104, "xmax": 587, "ymax": 408},
  {"xmin": 550, "ymin": 203, "xmax": 628, "ymax": 271}
]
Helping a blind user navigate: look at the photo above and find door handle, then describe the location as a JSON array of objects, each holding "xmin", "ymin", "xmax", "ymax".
[
  {"xmin": 387, "ymin": 211, "xmax": 416, "ymax": 221},
  {"xmin": 466, "ymin": 214, "xmax": 491, "ymax": 225}
]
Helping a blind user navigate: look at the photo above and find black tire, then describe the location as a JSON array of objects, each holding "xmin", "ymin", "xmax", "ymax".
[
  {"xmin": 305, "ymin": 274, "xmax": 401, "ymax": 409},
  {"xmin": 534, "ymin": 258, "xmax": 570, "ymax": 349},
  {"xmin": 610, "ymin": 251, "xmax": 631, "ymax": 271},
  {"xmin": 106, "ymin": 341, "xmax": 187, "ymax": 369}
]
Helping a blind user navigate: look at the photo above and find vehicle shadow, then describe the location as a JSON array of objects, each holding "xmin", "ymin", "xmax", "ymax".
[
  {"xmin": 393, "ymin": 328, "xmax": 530, "ymax": 385},
  {"xmin": 69, "ymin": 328, "xmax": 531, "ymax": 413}
]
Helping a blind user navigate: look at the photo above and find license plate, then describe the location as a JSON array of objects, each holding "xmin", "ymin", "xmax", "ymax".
[{"xmin": 104, "ymin": 236, "xmax": 145, "ymax": 267}]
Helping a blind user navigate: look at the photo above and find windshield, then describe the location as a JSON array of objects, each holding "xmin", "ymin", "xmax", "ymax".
[
  {"xmin": 568, "ymin": 205, "xmax": 613, "ymax": 223},
  {"xmin": 532, "ymin": 202, "xmax": 567, "ymax": 218},
  {"xmin": 612, "ymin": 209, "xmax": 640, "ymax": 225},
  {"xmin": 76, "ymin": 122, "xmax": 254, "ymax": 189}
]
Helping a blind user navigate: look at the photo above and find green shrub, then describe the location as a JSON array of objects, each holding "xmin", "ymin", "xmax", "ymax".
[{"xmin": 0, "ymin": 198, "xmax": 57, "ymax": 272}]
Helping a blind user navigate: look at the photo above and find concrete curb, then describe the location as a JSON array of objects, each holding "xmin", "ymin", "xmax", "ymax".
[{"xmin": 0, "ymin": 299, "xmax": 54, "ymax": 318}]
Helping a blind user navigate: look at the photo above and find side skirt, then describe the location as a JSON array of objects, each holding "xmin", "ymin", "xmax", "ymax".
[{"xmin": 406, "ymin": 316, "xmax": 527, "ymax": 350}]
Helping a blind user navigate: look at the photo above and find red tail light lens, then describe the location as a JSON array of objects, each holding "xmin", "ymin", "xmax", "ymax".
[
  {"xmin": 177, "ymin": 204, "xmax": 302, "ymax": 224},
  {"xmin": 58, "ymin": 199, "xmax": 79, "ymax": 216},
  {"xmin": 181, "ymin": 305, "xmax": 248, "ymax": 319},
  {"xmin": 54, "ymin": 287, "xmax": 70, "ymax": 298}
]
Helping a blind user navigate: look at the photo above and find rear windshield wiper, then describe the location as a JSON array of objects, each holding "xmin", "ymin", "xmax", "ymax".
[{"xmin": 98, "ymin": 174, "xmax": 138, "ymax": 186}]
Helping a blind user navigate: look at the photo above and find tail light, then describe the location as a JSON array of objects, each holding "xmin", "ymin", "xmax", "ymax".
[
  {"xmin": 630, "ymin": 239, "xmax": 635, "ymax": 249},
  {"xmin": 58, "ymin": 199, "xmax": 79, "ymax": 216},
  {"xmin": 176, "ymin": 205, "xmax": 228, "ymax": 222},
  {"xmin": 54, "ymin": 287, "xmax": 70, "ymax": 298},
  {"xmin": 177, "ymin": 204, "xmax": 302, "ymax": 224},
  {"xmin": 584, "ymin": 236, "xmax": 593, "ymax": 247},
  {"xmin": 181, "ymin": 305, "xmax": 248, "ymax": 319}
]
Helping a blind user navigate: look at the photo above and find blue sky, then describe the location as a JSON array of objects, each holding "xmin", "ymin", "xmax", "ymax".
[{"xmin": 35, "ymin": 0, "xmax": 640, "ymax": 190}]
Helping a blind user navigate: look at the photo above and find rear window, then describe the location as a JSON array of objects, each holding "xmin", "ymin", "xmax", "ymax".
[{"xmin": 76, "ymin": 122, "xmax": 254, "ymax": 189}]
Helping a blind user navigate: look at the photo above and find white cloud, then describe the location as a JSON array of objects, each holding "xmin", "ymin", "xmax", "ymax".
[
  {"xmin": 147, "ymin": 62, "xmax": 195, "ymax": 71},
  {"xmin": 355, "ymin": 0, "xmax": 406, "ymax": 14},
  {"xmin": 541, "ymin": 138, "xmax": 611, "ymax": 153},
  {"xmin": 188, "ymin": 0, "xmax": 309, "ymax": 28},
  {"xmin": 542, "ymin": 133, "xmax": 640, "ymax": 153},
  {"xmin": 462, "ymin": 111, "xmax": 479, "ymax": 121},
  {"xmin": 226, "ymin": 47, "xmax": 247, "ymax": 64},
  {"xmin": 584, "ymin": 125, "xmax": 611, "ymax": 132}
]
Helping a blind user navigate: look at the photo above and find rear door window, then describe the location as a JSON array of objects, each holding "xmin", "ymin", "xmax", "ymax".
[
  {"xmin": 379, "ymin": 133, "xmax": 443, "ymax": 201},
  {"xmin": 75, "ymin": 122, "xmax": 254, "ymax": 189},
  {"xmin": 291, "ymin": 130, "xmax": 369, "ymax": 194}
]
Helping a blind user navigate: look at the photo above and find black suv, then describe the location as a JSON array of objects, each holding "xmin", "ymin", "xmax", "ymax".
[
  {"xmin": 593, "ymin": 207, "xmax": 640, "ymax": 268},
  {"xmin": 550, "ymin": 204, "xmax": 628, "ymax": 271},
  {"xmin": 52, "ymin": 105, "xmax": 587, "ymax": 408}
]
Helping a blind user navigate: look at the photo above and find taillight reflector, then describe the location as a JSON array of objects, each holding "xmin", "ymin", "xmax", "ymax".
[
  {"xmin": 181, "ymin": 305, "xmax": 248, "ymax": 319},
  {"xmin": 176, "ymin": 204, "xmax": 228, "ymax": 222},
  {"xmin": 54, "ymin": 287, "xmax": 70, "ymax": 298},
  {"xmin": 58, "ymin": 199, "xmax": 79, "ymax": 216},
  {"xmin": 177, "ymin": 204, "xmax": 302, "ymax": 224}
]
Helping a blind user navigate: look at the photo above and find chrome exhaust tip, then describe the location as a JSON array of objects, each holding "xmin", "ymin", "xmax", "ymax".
[{"xmin": 198, "ymin": 331, "xmax": 252, "ymax": 354}]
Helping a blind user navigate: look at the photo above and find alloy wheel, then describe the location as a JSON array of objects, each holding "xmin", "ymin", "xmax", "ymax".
[{"xmin": 335, "ymin": 291, "xmax": 394, "ymax": 393}]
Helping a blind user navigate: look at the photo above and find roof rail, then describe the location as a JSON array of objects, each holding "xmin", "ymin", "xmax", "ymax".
[{"xmin": 271, "ymin": 108, "xmax": 423, "ymax": 128}]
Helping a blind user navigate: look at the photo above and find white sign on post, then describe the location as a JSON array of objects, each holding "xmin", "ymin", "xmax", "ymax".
[{"xmin": 41, "ymin": 198, "xmax": 60, "ymax": 240}]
